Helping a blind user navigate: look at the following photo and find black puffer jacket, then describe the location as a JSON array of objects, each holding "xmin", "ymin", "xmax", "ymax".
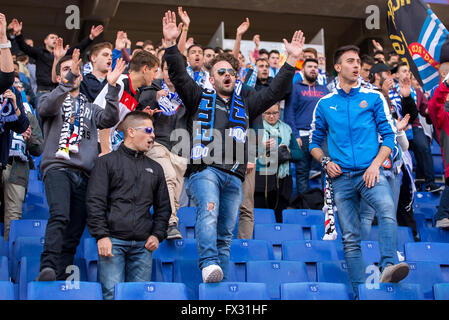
[{"xmin": 86, "ymin": 144, "xmax": 172, "ymax": 242}]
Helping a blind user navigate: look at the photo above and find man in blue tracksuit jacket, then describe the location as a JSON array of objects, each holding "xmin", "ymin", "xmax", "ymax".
[{"xmin": 309, "ymin": 45, "xmax": 410, "ymax": 298}]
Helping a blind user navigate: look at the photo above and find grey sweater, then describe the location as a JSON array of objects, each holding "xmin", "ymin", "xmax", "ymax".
[{"xmin": 38, "ymin": 71, "xmax": 120, "ymax": 177}]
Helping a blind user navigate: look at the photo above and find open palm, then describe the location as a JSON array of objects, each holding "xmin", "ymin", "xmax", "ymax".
[
  {"xmin": 163, "ymin": 10, "xmax": 182, "ymax": 43},
  {"xmin": 283, "ymin": 30, "xmax": 305, "ymax": 60},
  {"xmin": 107, "ymin": 58, "xmax": 126, "ymax": 86}
]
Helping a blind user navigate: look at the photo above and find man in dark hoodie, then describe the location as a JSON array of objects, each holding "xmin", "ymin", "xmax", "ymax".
[
  {"xmin": 35, "ymin": 49, "xmax": 124, "ymax": 282},
  {"xmin": 284, "ymin": 58, "xmax": 329, "ymax": 195}
]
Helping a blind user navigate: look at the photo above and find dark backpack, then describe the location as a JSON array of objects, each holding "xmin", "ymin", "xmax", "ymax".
[{"xmin": 289, "ymin": 188, "xmax": 324, "ymax": 210}]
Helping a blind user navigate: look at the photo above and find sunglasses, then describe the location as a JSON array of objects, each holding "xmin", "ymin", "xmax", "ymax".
[
  {"xmin": 134, "ymin": 127, "xmax": 154, "ymax": 134},
  {"xmin": 217, "ymin": 68, "xmax": 237, "ymax": 77}
]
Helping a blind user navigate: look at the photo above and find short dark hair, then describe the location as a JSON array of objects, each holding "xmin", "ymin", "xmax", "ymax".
[
  {"xmin": 259, "ymin": 49, "xmax": 269, "ymax": 56},
  {"xmin": 203, "ymin": 46, "xmax": 214, "ymax": 52},
  {"xmin": 396, "ymin": 61, "xmax": 409, "ymax": 73},
  {"xmin": 333, "ymin": 45, "xmax": 360, "ymax": 65},
  {"xmin": 121, "ymin": 111, "xmax": 153, "ymax": 138},
  {"xmin": 361, "ymin": 54, "xmax": 375, "ymax": 66},
  {"xmin": 269, "ymin": 49, "xmax": 280, "ymax": 57},
  {"xmin": 256, "ymin": 58, "xmax": 269, "ymax": 65},
  {"xmin": 55, "ymin": 55, "xmax": 74, "ymax": 76},
  {"xmin": 90, "ymin": 42, "xmax": 113, "ymax": 60},
  {"xmin": 187, "ymin": 44, "xmax": 203, "ymax": 55},
  {"xmin": 209, "ymin": 53, "xmax": 240, "ymax": 73},
  {"xmin": 303, "ymin": 58, "xmax": 319, "ymax": 67},
  {"xmin": 129, "ymin": 50, "xmax": 159, "ymax": 72},
  {"xmin": 143, "ymin": 40, "xmax": 153, "ymax": 48},
  {"xmin": 374, "ymin": 50, "xmax": 385, "ymax": 56}
]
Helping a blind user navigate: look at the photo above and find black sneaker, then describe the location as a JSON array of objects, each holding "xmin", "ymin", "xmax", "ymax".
[
  {"xmin": 166, "ymin": 225, "xmax": 183, "ymax": 240},
  {"xmin": 35, "ymin": 267, "xmax": 56, "ymax": 281},
  {"xmin": 425, "ymin": 183, "xmax": 444, "ymax": 193}
]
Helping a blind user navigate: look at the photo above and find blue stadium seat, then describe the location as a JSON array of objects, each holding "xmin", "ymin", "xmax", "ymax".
[
  {"xmin": 199, "ymin": 282, "xmax": 270, "ymax": 300},
  {"xmin": 433, "ymin": 155, "xmax": 444, "ymax": 176},
  {"xmin": 0, "ymin": 281, "xmax": 15, "ymax": 300},
  {"xmin": 0, "ymin": 256, "xmax": 9, "ymax": 281},
  {"xmin": 253, "ymin": 224, "xmax": 304, "ymax": 260},
  {"xmin": 22, "ymin": 203, "xmax": 49, "ymax": 220},
  {"xmin": 18, "ymin": 256, "xmax": 87, "ymax": 300},
  {"xmin": 419, "ymin": 228, "xmax": 449, "ymax": 243},
  {"xmin": 316, "ymin": 261, "xmax": 352, "ymax": 294},
  {"xmin": 405, "ymin": 242, "xmax": 449, "ymax": 264},
  {"xmin": 401, "ymin": 261, "xmax": 444, "ymax": 300},
  {"xmin": 83, "ymin": 237, "xmax": 98, "ymax": 282},
  {"xmin": 433, "ymin": 283, "xmax": 449, "ymax": 300},
  {"xmin": 10, "ymin": 237, "xmax": 44, "ymax": 281},
  {"xmin": 415, "ymin": 191, "xmax": 441, "ymax": 204},
  {"xmin": 431, "ymin": 140, "xmax": 441, "ymax": 156},
  {"xmin": 9, "ymin": 220, "xmax": 47, "ymax": 263},
  {"xmin": 114, "ymin": 282, "xmax": 189, "ymax": 300},
  {"xmin": 246, "ymin": 260, "xmax": 308, "ymax": 300},
  {"xmin": 368, "ymin": 226, "xmax": 414, "ymax": 253},
  {"xmin": 254, "ymin": 208, "xmax": 276, "ymax": 224},
  {"xmin": 230, "ymin": 239, "xmax": 274, "ymax": 262},
  {"xmin": 414, "ymin": 213, "xmax": 433, "ymax": 229},
  {"xmin": 27, "ymin": 281, "xmax": 103, "ymax": 300},
  {"xmin": 361, "ymin": 241, "xmax": 381, "ymax": 265},
  {"xmin": 0, "ymin": 223, "xmax": 3, "ymax": 238},
  {"xmin": 173, "ymin": 259, "xmax": 202, "ymax": 300},
  {"xmin": 0, "ymin": 237, "xmax": 8, "ymax": 258},
  {"xmin": 357, "ymin": 283, "xmax": 424, "ymax": 300},
  {"xmin": 177, "ymin": 207, "xmax": 197, "ymax": 239},
  {"xmin": 282, "ymin": 240, "xmax": 339, "ymax": 262},
  {"xmin": 152, "ymin": 239, "xmax": 198, "ymax": 262},
  {"xmin": 281, "ymin": 282, "xmax": 352, "ymax": 300},
  {"xmin": 282, "ymin": 209, "xmax": 324, "ymax": 226}
]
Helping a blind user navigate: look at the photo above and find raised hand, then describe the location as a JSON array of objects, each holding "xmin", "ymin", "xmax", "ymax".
[
  {"xmin": 54, "ymin": 38, "xmax": 69, "ymax": 61},
  {"xmin": 0, "ymin": 14, "xmax": 7, "ymax": 41},
  {"xmin": 185, "ymin": 37, "xmax": 194, "ymax": 49},
  {"xmin": 70, "ymin": 49, "xmax": 82, "ymax": 77},
  {"xmin": 372, "ymin": 39, "xmax": 383, "ymax": 52},
  {"xmin": 115, "ymin": 31, "xmax": 127, "ymax": 50},
  {"xmin": 90, "ymin": 25, "xmax": 104, "ymax": 40},
  {"xmin": 396, "ymin": 114, "xmax": 410, "ymax": 132},
  {"xmin": 178, "ymin": 6, "xmax": 190, "ymax": 28},
  {"xmin": 107, "ymin": 58, "xmax": 126, "ymax": 86},
  {"xmin": 253, "ymin": 34, "xmax": 260, "ymax": 48},
  {"xmin": 400, "ymin": 76, "xmax": 412, "ymax": 98},
  {"xmin": 284, "ymin": 30, "xmax": 306, "ymax": 62},
  {"xmin": 237, "ymin": 18, "xmax": 250, "ymax": 37},
  {"xmin": 162, "ymin": 10, "xmax": 183, "ymax": 46}
]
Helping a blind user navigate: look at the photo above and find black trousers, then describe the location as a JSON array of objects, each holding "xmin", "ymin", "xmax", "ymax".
[{"xmin": 40, "ymin": 168, "xmax": 88, "ymax": 280}]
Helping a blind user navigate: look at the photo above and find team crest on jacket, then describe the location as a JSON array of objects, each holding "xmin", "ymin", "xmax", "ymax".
[{"xmin": 359, "ymin": 100, "xmax": 368, "ymax": 108}]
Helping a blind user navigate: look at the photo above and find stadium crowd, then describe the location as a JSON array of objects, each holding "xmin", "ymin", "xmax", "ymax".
[{"xmin": 1, "ymin": 7, "xmax": 449, "ymax": 300}]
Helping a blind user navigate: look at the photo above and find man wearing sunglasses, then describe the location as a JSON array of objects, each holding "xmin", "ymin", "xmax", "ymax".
[
  {"xmin": 86, "ymin": 111, "xmax": 171, "ymax": 300},
  {"xmin": 161, "ymin": 10, "xmax": 305, "ymax": 283}
]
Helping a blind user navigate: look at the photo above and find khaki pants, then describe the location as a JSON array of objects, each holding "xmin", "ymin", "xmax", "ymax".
[
  {"xmin": 238, "ymin": 167, "xmax": 256, "ymax": 239},
  {"xmin": 2, "ymin": 165, "xmax": 26, "ymax": 241},
  {"xmin": 146, "ymin": 142, "xmax": 187, "ymax": 226}
]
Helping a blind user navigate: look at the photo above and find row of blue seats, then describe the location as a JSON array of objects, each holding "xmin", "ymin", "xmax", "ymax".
[
  {"xmin": 3, "ymin": 280, "xmax": 448, "ymax": 300},
  {"xmin": 4, "ymin": 238, "xmax": 449, "ymax": 299},
  {"xmin": 3, "ymin": 258, "xmax": 449, "ymax": 300}
]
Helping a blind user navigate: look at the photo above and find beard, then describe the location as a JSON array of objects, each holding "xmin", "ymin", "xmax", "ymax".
[
  {"xmin": 214, "ymin": 81, "xmax": 235, "ymax": 97},
  {"xmin": 304, "ymin": 72, "xmax": 317, "ymax": 83}
]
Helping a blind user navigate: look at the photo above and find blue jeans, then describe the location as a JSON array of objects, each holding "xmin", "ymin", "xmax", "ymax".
[
  {"xmin": 409, "ymin": 126, "xmax": 435, "ymax": 186},
  {"xmin": 332, "ymin": 169, "xmax": 398, "ymax": 296},
  {"xmin": 98, "ymin": 238, "xmax": 153, "ymax": 300},
  {"xmin": 360, "ymin": 171, "xmax": 403, "ymax": 240},
  {"xmin": 186, "ymin": 167, "xmax": 243, "ymax": 280},
  {"xmin": 436, "ymin": 186, "xmax": 449, "ymax": 221}
]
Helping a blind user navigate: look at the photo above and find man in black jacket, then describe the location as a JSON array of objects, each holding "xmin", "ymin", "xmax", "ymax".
[
  {"xmin": 87, "ymin": 111, "xmax": 171, "ymax": 300},
  {"xmin": 161, "ymin": 10, "xmax": 304, "ymax": 283}
]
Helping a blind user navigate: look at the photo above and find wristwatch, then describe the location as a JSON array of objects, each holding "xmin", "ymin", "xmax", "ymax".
[{"xmin": 0, "ymin": 41, "xmax": 11, "ymax": 49}]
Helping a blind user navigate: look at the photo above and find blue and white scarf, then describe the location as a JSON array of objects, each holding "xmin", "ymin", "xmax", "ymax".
[
  {"xmin": 0, "ymin": 89, "xmax": 19, "ymax": 135},
  {"xmin": 389, "ymin": 83, "xmax": 417, "ymax": 140},
  {"xmin": 187, "ymin": 66, "xmax": 208, "ymax": 89},
  {"xmin": 158, "ymin": 80, "xmax": 183, "ymax": 116},
  {"xmin": 191, "ymin": 80, "xmax": 247, "ymax": 164}
]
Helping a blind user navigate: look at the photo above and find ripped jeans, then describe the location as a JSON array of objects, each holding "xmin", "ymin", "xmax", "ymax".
[{"xmin": 186, "ymin": 167, "xmax": 243, "ymax": 280}]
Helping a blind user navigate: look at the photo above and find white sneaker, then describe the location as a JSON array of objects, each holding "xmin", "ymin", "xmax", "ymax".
[
  {"xmin": 436, "ymin": 218, "xmax": 449, "ymax": 228},
  {"xmin": 202, "ymin": 264, "xmax": 224, "ymax": 283}
]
